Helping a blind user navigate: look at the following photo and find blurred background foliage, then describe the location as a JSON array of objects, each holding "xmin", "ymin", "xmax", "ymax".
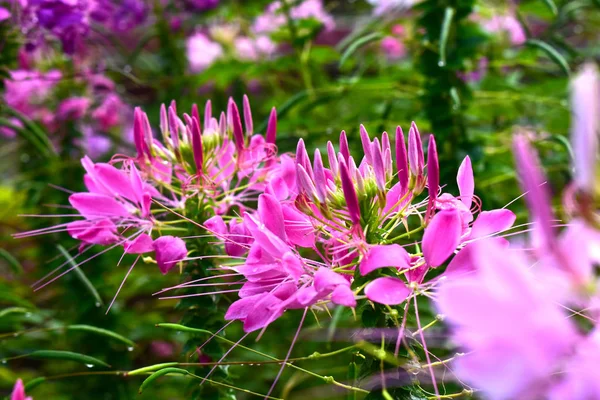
[{"xmin": 0, "ymin": 0, "xmax": 599, "ymax": 398}]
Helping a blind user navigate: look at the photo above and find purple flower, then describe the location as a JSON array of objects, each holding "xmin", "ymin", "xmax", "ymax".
[{"xmin": 184, "ymin": 0, "xmax": 219, "ymax": 11}]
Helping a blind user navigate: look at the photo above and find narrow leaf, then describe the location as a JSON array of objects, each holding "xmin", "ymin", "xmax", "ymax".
[
  {"xmin": 127, "ymin": 362, "xmax": 178, "ymax": 376},
  {"xmin": 526, "ymin": 39, "xmax": 570, "ymax": 75},
  {"xmin": 439, "ymin": 7, "xmax": 455, "ymax": 67},
  {"xmin": 339, "ymin": 32, "xmax": 383, "ymax": 67},
  {"xmin": 24, "ymin": 377, "xmax": 46, "ymax": 392},
  {"xmin": 156, "ymin": 323, "xmax": 212, "ymax": 335},
  {"xmin": 139, "ymin": 367, "xmax": 189, "ymax": 393},
  {"xmin": 66, "ymin": 325, "xmax": 135, "ymax": 347},
  {"xmin": 0, "ymin": 307, "xmax": 30, "ymax": 318},
  {"xmin": 27, "ymin": 350, "xmax": 110, "ymax": 367},
  {"xmin": 542, "ymin": 0, "xmax": 558, "ymax": 15},
  {"xmin": 0, "ymin": 248, "xmax": 23, "ymax": 274}
]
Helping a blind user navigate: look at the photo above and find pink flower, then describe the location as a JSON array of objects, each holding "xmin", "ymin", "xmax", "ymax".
[
  {"xmin": 234, "ymin": 36, "xmax": 276, "ymax": 61},
  {"xmin": 58, "ymin": 97, "xmax": 91, "ymax": 120},
  {"xmin": 186, "ymin": 32, "xmax": 223, "ymax": 73},
  {"xmin": 484, "ymin": 14, "xmax": 526, "ymax": 46},
  {"xmin": 11, "ymin": 379, "xmax": 32, "ymax": 400},
  {"xmin": 436, "ymin": 239, "xmax": 578, "ymax": 400},
  {"xmin": 550, "ymin": 331, "xmax": 600, "ymax": 400},
  {"xmin": 252, "ymin": 0, "xmax": 334, "ymax": 34},
  {"xmin": 92, "ymin": 94, "xmax": 125, "ymax": 131},
  {"xmin": 381, "ymin": 36, "xmax": 406, "ymax": 60},
  {"xmin": 0, "ymin": 7, "xmax": 11, "ymax": 22}
]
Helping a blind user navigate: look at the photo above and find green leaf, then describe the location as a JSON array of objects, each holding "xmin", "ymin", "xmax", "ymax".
[
  {"xmin": 541, "ymin": 0, "xmax": 558, "ymax": 15},
  {"xmin": 156, "ymin": 323, "xmax": 212, "ymax": 335},
  {"xmin": 138, "ymin": 367, "xmax": 189, "ymax": 393},
  {"xmin": 0, "ymin": 307, "xmax": 30, "ymax": 319},
  {"xmin": 66, "ymin": 325, "xmax": 135, "ymax": 347},
  {"xmin": 339, "ymin": 32, "xmax": 383, "ymax": 68},
  {"xmin": 0, "ymin": 248, "xmax": 23, "ymax": 274},
  {"xmin": 24, "ymin": 377, "xmax": 46, "ymax": 392},
  {"xmin": 439, "ymin": 7, "xmax": 456, "ymax": 67},
  {"xmin": 26, "ymin": 350, "xmax": 110, "ymax": 368},
  {"xmin": 2, "ymin": 108, "xmax": 56, "ymax": 157},
  {"xmin": 56, "ymin": 245, "xmax": 103, "ymax": 306},
  {"xmin": 127, "ymin": 362, "xmax": 179, "ymax": 376},
  {"xmin": 526, "ymin": 39, "xmax": 571, "ymax": 75}
]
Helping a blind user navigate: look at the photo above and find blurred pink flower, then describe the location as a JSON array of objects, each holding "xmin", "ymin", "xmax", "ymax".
[
  {"xmin": 484, "ymin": 14, "xmax": 526, "ymax": 45},
  {"xmin": 367, "ymin": 0, "xmax": 414, "ymax": 16},
  {"xmin": 92, "ymin": 93, "xmax": 125, "ymax": 131},
  {"xmin": 381, "ymin": 36, "xmax": 406, "ymax": 60},
  {"xmin": 150, "ymin": 340, "xmax": 176, "ymax": 358},
  {"xmin": 58, "ymin": 97, "xmax": 91, "ymax": 120},
  {"xmin": 186, "ymin": 32, "xmax": 223, "ymax": 73},
  {"xmin": 0, "ymin": 7, "xmax": 10, "ymax": 21},
  {"xmin": 570, "ymin": 63, "xmax": 599, "ymax": 195},
  {"xmin": 234, "ymin": 36, "xmax": 276, "ymax": 61},
  {"xmin": 436, "ymin": 239, "xmax": 578, "ymax": 400},
  {"xmin": 5, "ymin": 69, "xmax": 62, "ymax": 129},
  {"xmin": 253, "ymin": 0, "xmax": 334, "ymax": 34}
]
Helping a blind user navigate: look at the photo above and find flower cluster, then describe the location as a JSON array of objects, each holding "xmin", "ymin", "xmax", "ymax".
[
  {"xmin": 8, "ymin": 0, "xmax": 148, "ymax": 54},
  {"xmin": 3, "ymin": 65, "xmax": 128, "ymax": 157},
  {"xmin": 21, "ymin": 62, "xmax": 600, "ymax": 397},
  {"xmin": 184, "ymin": 0, "xmax": 334, "ymax": 72}
]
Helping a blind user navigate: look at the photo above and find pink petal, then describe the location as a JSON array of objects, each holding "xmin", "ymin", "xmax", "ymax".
[
  {"xmin": 282, "ymin": 252, "xmax": 304, "ymax": 281},
  {"xmin": 314, "ymin": 267, "xmax": 350, "ymax": 293},
  {"xmin": 225, "ymin": 295, "xmax": 260, "ymax": 321},
  {"xmin": 295, "ymin": 286, "xmax": 320, "ymax": 306},
  {"xmin": 124, "ymin": 233, "xmax": 154, "ymax": 254},
  {"xmin": 153, "ymin": 236, "xmax": 187, "ymax": 274},
  {"xmin": 423, "ymin": 209, "xmax": 462, "ymax": 267},
  {"xmin": 94, "ymin": 163, "xmax": 138, "ymax": 203},
  {"xmin": 242, "ymin": 293, "xmax": 284, "ymax": 332},
  {"xmin": 11, "ymin": 379, "xmax": 28, "ymax": 400},
  {"xmin": 359, "ymin": 244, "xmax": 410, "ymax": 275},
  {"xmin": 470, "ymin": 209, "xmax": 516, "ymax": 240},
  {"xmin": 205, "ymin": 215, "xmax": 227, "ymax": 236},
  {"xmin": 331, "ymin": 285, "xmax": 356, "ymax": 307},
  {"xmin": 395, "ymin": 126, "xmax": 409, "ymax": 191},
  {"xmin": 258, "ymin": 193, "xmax": 286, "ymax": 240},
  {"xmin": 225, "ymin": 219, "xmax": 252, "ymax": 257},
  {"xmin": 457, "ymin": 156, "xmax": 474, "ymax": 208},
  {"xmin": 265, "ymin": 176, "xmax": 289, "ymax": 200},
  {"xmin": 67, "ymin": 219, "xmax": 119, "ymax": 245},
  {"xmin": 364, "ymin": 277, "xmax": 411, "ymax": 305},
  {"xmin": 282, "ymin": 204, "xmax": 315, "ymax": 248},
  {"xmin": 69, "ymin": 193, "xmax": 131, "ymax": 219},
  {"xmin": 244, "ymin": 215, "xmax": 289, "ymax": 259}
]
